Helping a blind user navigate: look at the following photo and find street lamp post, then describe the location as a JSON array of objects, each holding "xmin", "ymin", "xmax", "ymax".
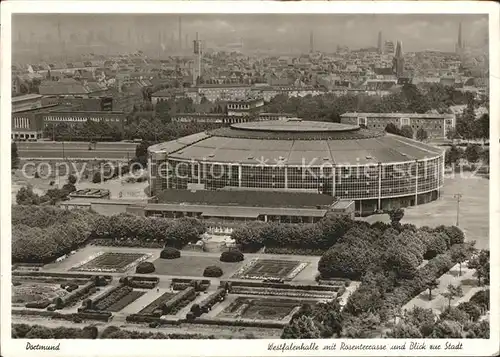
[{"xmin": 454, "ymin": 193, "xmax": 462, "ymax": 227}]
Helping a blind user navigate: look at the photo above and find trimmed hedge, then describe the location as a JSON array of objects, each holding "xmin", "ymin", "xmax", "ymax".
[
  {"xmin": 120, "ymin": 276, "xmax": 159, "ymax": 289},
  {"xmin": 12, "ymin": 271, "xmax": 112, "ymax": 280},
  {"xmin": 187, "ymin": 318, "xmax": 286, "ymax": 329},
  {"xmin": 136, "ymin": 262, "xmax": 155, "ymax": 274},
  {"xmin": 162, "ymin": 287, "xmax": 196, "ymax": 315},
  {"xmin": 25, "ymin": 300, "xmax": 51, "ymax": 309},
  {"xmin": 219, "ymin": 280, "xmax": 339, "ymax": 292},
  {"xmin": 126, "ymin": 314, "xmax": 182, "ymax": 326},
  {"xmin": 203, "ymin": 266, "xmax": 223, "ymax": 278},
  {"xmin": 220, "ymin": 250, "xmax": 244, "ymax": 262},
  {"xmin": 57, "ymin": 281, "xmax": 96, "ymax": 308},
  {"xmin": 160, "ymin": 247, "xmax": 181, "ymax": 259},
  {"xmin": 12, "ymin": 309, "xmax": 112, "ymax": 322},
  {"xmin": 198, "ymin": 288, "xmax": 227, "ymax": 315}
]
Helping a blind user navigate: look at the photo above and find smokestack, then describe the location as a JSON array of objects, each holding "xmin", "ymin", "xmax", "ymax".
[
  {"xmin": 178, "ymin": 16, "xmax": 182, "ymax": 50},
  {"xmin": 377, "ymin": 31, "xmax": 383, "ymax": 54},
  {"xmin": 309, "ymin": 30, "xmax": 314, "ymax": 53}
]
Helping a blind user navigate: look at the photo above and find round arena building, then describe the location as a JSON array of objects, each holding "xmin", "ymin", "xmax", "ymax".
[{"xmin": 148, "ymin": 119, "xmax": 444, "ymax": 215}]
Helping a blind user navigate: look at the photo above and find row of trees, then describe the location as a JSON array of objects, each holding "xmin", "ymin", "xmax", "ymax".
[
  {"xmin": 231, "ymin": 214, "xmax": 355, "ymax": 252},
  {"xmin": 16, "ymin": 175, "xmax": 77, "ymax": 206},
  {"xmin": 317, "ymin": 221, "xmax": 465, "ymax": 281},
  {"xmin": 265, "ymin": 84, "xmax": 477, "ymax": 122},
  {"xmin": 445, "ymin": 144, "xmax": 489, "ymax": 167},
  {"xmin": 91, "ymin": 214, "xmax": 206, "ymax": 248},
  {"xmin": 11, "ymin": 206, "xmax": 206, "ymax": 263},
  {"xmin": 44, "ymin": 119, "xmax": 222, "ymax": 143},
  {"xmin": 389, "ymin": 295, "xmax": 490, "ymax": 338},
  {"xmin": 385, "ymin": 123, "xmax": 429, "ymax": 141},
  {"xmin": 448, "ymin": 96, "xmax": 489, "ymax": 142},
  {"xmin": 12, "ymin": 324, "xmax": 217, "ymax": 339}
]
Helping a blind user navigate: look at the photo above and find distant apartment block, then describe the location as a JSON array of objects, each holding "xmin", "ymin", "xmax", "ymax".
[
  {"xmin": 226, "ymin": 98, "xmax": 264, "ymax": 116},
  {"xmin": 340, "ymin": 112, "xmax": 456, "ymax": 139}
]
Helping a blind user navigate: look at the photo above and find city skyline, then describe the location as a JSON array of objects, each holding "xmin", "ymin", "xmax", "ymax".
[{"xmin": 13, "ymin": 14, "xmax": 488, "ymax": 54}]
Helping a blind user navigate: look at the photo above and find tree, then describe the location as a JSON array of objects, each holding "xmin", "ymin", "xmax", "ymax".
[
  {"xmin": 416, "ymin": 128, "xmax": 429, "ymax": 142},
  {"xmin": 68, "ymin": 174, "xmax": 77, "ymax": 185},
  {"xmin": 388, "ymin": 322, "xmax": 423, "ymax": 338},
  {"xmin": 400, "ymin": 125, "xmax": 413, "ymax": 139},
  {"xmin": 426, "ymin": 279, "xmax": 439, "ymax": 300},
  {"xmin": 281, "ymin": 316, "xmax": 321, "ymax": 339},
  {"xmin": 431, "ymin": 320, "xmax": 463, "ymax": 338},
  {"xmin": 11, "ymin": 142, "xmax": 19, "ymax": 169},
  {"xmin": 451, "ymin": 245, "xmax": 470, "ymax": 276},
  {"xmin": 465, "ymin": 144, "xmax": 481, "ymax": 164},
  {"xmin": 445, "ymin": 145, "xmax": 464, "ymax": 167},
  {"xmin": 477, "ymin": 113, "xmax": 489, "ymax": 142},
  {"xmin": 16, "ymin": 185, "xmax": 41, "ymax": 205},
  {"xmin": 467, "ymin": 250, "xmax": 489, "ymax": 285},
  {"xmin": 404, "ymin": 307, "xmax": 436, "ymax": 337},
  {"xmin": 442, "ymin": 284, "xmax": 463, "ymax": 310},
  {"xmin": 385, "ymin": 123, "xmax": 400, "ymax": 135},
  {"xmin": 388, "ymin": 208, "xmax": 405, "ymax": 225}
]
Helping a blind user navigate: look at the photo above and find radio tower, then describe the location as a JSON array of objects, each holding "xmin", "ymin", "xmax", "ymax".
[
  {"xmin": 377, "ymin": 31, "xmax": 383, "ymax": 54},
  {"xmin": 193, "ymin": 32, "xmax": 202, "ymax": 84},
  {"xmin": 309, "ymin": 30, "xmax": 314, "ymax": 53},
  {"xmin": 178, "ymin": 16, "xmax": 182, "ymax": 51}
]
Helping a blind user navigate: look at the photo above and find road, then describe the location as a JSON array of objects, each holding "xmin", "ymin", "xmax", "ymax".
[{"xmin": 16, "ymin": 141, "xmax": 137, "ymax": 160}]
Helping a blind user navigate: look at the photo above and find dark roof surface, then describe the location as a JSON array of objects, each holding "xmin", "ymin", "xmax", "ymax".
[{"xmin": 155, "ymin": 189, "xmax": 336, "ymax": 208}]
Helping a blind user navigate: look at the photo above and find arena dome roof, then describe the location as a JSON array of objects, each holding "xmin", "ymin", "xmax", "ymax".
[{"xmin": 149, "ymin": 119, "xmax": 443, "ymax": 166}]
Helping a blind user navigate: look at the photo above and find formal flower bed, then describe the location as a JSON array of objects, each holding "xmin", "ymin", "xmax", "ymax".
[
  {"xmin": 89, "ymin": 239, "xmax": 164, "ymax": 249},
  {"xmin": 285, "ymin": 263, "xmax": 308, "ymax": 280},
  {"xmin": 216, "ymin": 297, "xmax": 311, "ymax": 321},
  {"xmin": 12, "ymin": 283, "xmax": 68, "ymax": 306},
  {"xmin": 231, "ymin": 259, "xmax": 307, "ymax": 281},
  {"xmin": 71, "ymin": 252, "xmax": 151, "ymax": 273},
  {"xmin": 93, "ymin": 286, "xmax": 136, "ymax": 311},
  {"xmin": 230, "ymin": 286, "xmax": 336, "ymax": 299}
]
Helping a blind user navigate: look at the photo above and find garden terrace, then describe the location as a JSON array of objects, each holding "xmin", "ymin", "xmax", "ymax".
[
  {"xmin": 216, "ymin": 297, "xmax": 315, "ymax": 322},
  {"xmin": 70, "ymin": 252, "xmax": 150, "ymax": 273},
  {"xmin": 231, "ymin": 258, "xmax": 307, "ymax": 281},
  {"xmin": 11, "ymin": 273, "xmax": 109, "ymax": 310},
  {"xmin": 12, "ymin": 282, "xmax": 69, "ymax": 308},
  {"xmin": 161, "ymin": 287, "xmax": 198, "ymax": 315},
  {"xmin": 138, "ymin": 292, "xmax": 178, "ymax": 315},
  {"xmin": 90, "ymin": 285, "xmax": 146, "ymax": 312}
]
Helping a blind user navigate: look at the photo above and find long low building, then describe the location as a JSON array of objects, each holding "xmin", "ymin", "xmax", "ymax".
[
  {"xmin": 340, "ymin": 112, "xmax": 456, "ymax": 139},
  {"xmin": 59, "ymin": 189, "xmax": 355, "ymax": 223}
]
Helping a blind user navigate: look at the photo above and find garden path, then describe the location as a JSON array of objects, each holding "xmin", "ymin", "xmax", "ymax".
[{"xmin": 402, "ymin": 261, "xmax": 479, "ymax": 314}]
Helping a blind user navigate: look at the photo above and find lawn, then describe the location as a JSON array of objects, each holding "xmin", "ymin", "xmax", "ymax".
[
  {"xmin": 217, "ymin": 297, "xmax": 313, "ymax": 321},
  {"xmin": 231, "ymin": 259, "xmax": 306, "ymax": 280},
  {"xmin": 152, "ymin": 256, "xmax": 243, "ymax": 278},
  {"xmin": 71, "ymin": 252, "xmax": 149, "ymax": 273},
  {"xmin": 362, "ymin": 175, "xmax": 489, "ymax": 249}
]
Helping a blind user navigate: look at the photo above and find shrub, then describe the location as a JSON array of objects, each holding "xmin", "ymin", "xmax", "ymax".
[
  {"xmin": 458, "ymin": 302, "xmax": 482, "ymax": 322},
  {"xmin": 203, "ymin": 266, "xmax": 223, "ymax": 278},
  {"xmin": 220, "ymin": 250, "xmax": 244, "ymax": 263},
  {"xmin": 136, "ymin": 262, "xmax": 155, "ymax": 274},
  {"xmin": 191, "ymin": 303, "xmax": 201, "ymax": 317},
  {"xmin": 160, "ymin": 247, "xmax": 181, "ymax": 259}
]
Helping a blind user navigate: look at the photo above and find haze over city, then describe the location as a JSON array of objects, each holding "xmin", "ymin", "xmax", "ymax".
[{"xmin": 13, "ymin": 14, "xmax": 488, "ymax": 62}]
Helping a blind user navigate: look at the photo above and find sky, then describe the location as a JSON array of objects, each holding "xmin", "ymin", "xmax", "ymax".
[{"xmin": 13, "ymin": 14, "xmax": 488, "ymax": 53}]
